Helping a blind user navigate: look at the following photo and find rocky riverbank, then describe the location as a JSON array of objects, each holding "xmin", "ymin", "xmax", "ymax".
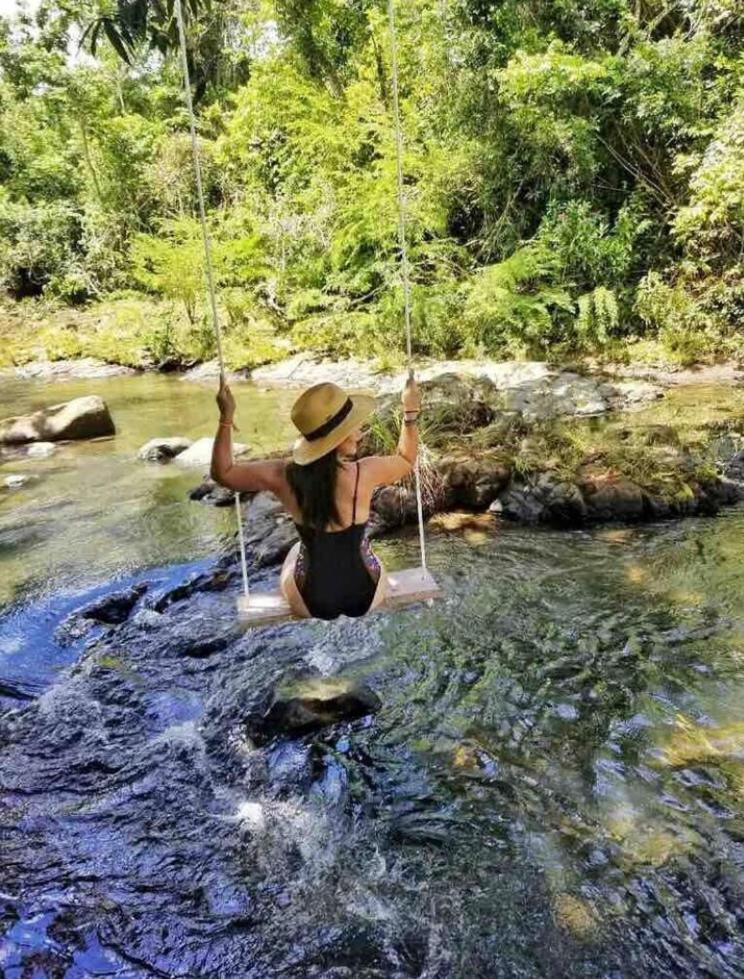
[
  {"xmin": 185, "ymin": 368, "xmax": 744, "ymax": 574},
  {"xmin": 3, "ymin": 354, "xmax": 743, "ymax": 543}
]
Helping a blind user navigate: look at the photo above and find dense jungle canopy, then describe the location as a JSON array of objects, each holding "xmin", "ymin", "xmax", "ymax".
[{"xmin": 1, "ymin": 0, "xmax": 743, "ymax": 367}]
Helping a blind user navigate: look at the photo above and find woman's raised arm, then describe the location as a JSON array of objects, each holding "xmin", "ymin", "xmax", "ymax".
[
  {"xmin": 360, "ymin": 375, "xmax": 421, "ymax": 487},
  {"xmin": 210, "ymin": 381, "xmax": 286, "ymax": 493}
]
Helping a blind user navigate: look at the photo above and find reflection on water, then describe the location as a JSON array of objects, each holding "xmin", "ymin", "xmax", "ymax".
[{"xmin": 0, "ymin": 374, "xmax": 298, "ymax": 606}]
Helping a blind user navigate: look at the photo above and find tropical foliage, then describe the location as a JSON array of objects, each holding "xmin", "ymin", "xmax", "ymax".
[{"xmin": 1, "ymin": 0, "xmax": 743, "ymax": 366}]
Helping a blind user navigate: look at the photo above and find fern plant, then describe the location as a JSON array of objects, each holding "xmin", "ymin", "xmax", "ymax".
[
  {"xmin": 462, "ymin": 245, "xmax": 573, "ymax": 355},
  {"xmin": 576, "ymin": 286, "xmax": 618, "ymax": 349}
]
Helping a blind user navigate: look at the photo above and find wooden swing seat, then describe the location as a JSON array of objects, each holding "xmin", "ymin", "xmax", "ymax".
[{"xmin": 237, "ymin": 565, "xmax": 441, "ymax": 628}]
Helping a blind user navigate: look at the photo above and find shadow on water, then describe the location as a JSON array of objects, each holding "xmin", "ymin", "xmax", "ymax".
[{"xmin": 1, "ymin": 505, "xmax": 744, "ymax": 977}]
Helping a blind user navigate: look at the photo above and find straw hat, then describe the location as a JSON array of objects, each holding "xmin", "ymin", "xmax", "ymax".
[{"xmin": 291, "ymin": 382, "xmax": 377, "ymax": 465}]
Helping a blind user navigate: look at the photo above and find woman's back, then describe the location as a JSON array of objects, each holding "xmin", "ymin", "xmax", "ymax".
[
  {"xmin": 291, "ymin": 461, "xmax": 379, "ymax": 619},
  {"xmin": 280, "ymin": 458, "xmax": 372, "ymax": 531}
]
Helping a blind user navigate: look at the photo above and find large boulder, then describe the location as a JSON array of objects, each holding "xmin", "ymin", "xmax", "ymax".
[
  {"xmin": 0, "ymin": 395, "xmax": 115, "ymax": 444},
  {"xmin": 579, "ymin": 473, "xmax": 645, "ymax": 522},
  {"xmin": 369, "ymin": 484, "xmax": 420, "ymax": 534},
  {"xmin": 417, "ymin": 373, "xmax": 497, "ymax": 431},
  {"xmin": 494, "ymin": 474, "xmax": 587, "ymax": 526},
  {"xmin": 137, "ymin": 437, "xmax": 192, "ymax": 463},
  {"xmin": 173, "ymin": 436, "xmax": 249, "ymax": 469},
  {"xmin": 55, "ymin": 583, "xmax": 148, "ymax": 645},
  {"xmin": 437, "ymin": 452, "xmax": 511, "ymax": 508}
]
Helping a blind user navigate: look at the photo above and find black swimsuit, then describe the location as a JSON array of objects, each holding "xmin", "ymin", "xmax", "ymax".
[{"xmin": 294, "ymin": 463, "xmax": 380, "ymax": 620}]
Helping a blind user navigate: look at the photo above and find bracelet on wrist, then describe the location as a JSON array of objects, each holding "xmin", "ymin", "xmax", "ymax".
[{"xmin": 218, "ymin": 419, "xmax": 235, "ymax": 429}]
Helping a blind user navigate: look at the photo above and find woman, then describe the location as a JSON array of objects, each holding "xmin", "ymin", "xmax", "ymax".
[{"xmin": 210, "ymin": 376, "xmax": 421, "ymax": 619}]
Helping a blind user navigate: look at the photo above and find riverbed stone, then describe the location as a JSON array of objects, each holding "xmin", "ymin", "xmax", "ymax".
[
  {"xmin": 496, "ymin": 481, "xmax": 549, "ymax": 524},
  {"xmin": 260, "ymin": 675, "xmax": 382, "ymax": 735},
  {"xmin": 137, "ymin": 437, "xmax": 192, "ymax": 462},
  {"xmin": 580, "ymin": 474, "xmax": 645, "ymax": 521},
  {"xmin": 173, "ymin": 436, "xmax": 249, "ymax": 469},
  {"xmin": 369, "ymin": 483, "xmax": 426, "ymax": 535},
  {"xmin": 541, "ymin": 477, "xmax": 588, "ymax": 525},
  {"xmin": 600, "ymin": 379, "xmax": 664, "ymax": 410},
  {"xmin": 180, "ymin": 360, "xmax": 249, "ymax": 384},
  {"xmin": 0, "ymin": 395, "xmax": 115, "ymax": 444},
  {"xmin": 725, "ymin": 449, "xmax": 744, "ymax": 482},
  {"xmin": 251, "ymin": 356, "xmax": 663, "ymax": 419},
  {"xmin": 242, "ymin": 491, "xmax": 298, "ymax": 566},
  {"xmin": 417, "ymin": 373, "xmax": 497, "ymax": 430},
  {"xmin": 14, "ymin": 358, "xmax": 135, "ymax": 381},
  {"xmin": 266, "ymin": 741, "xmax": 314, "ymax": 793}
]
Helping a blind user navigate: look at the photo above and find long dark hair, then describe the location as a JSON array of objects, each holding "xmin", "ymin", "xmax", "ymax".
[{"xmin": 286, "ymin": 451, "xmax": 341, "ymax": 530}]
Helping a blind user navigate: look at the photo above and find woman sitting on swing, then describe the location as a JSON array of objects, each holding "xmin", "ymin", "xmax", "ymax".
[{"xmin": 211, "ymin": 377, "xmax": 421, "ymax": 620}]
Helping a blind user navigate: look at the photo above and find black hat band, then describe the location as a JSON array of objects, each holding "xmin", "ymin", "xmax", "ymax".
[{"xmin": 304, "ymin": 398, "xmax": 353, "ymax": 441}]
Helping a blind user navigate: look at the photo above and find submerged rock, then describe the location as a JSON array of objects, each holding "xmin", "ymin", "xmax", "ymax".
[
  {"xmin": 26, "ymin": 441, "xmax": 57, "ymax": 459},
  {"xmin": 189, "ymin": 478, "xmax": 238, "ymax": 506},
  {"xmin": 0, "ymin": 395, "xmax": 115, "ymax": 444},
  {"xmin": 260, "ymin": 675, "xmax": 382, "ymax": 735},
  {"xmin": 137, "ymin": 437, "xmax": 192, "ymax": 462},
  {"xmin": 2, "ymin": 473, "xmax": 35, "ymax": 490},
  {"xmin": 56, "ymin": 583, "xmax": 149, "ymax": 644},
  {"xmin": 80, "ymin": 583, "xmax": 149, "ymax": 625}
]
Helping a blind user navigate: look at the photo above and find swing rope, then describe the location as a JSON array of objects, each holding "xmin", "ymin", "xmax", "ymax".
[
  {"xmin": 175, "ymin": 0, "xmax": 429, "ymax": 603},
  {"xmin": 387, "ymin": 0, "xmax": 428, "ymax": 571},
  {"xmin": 174, "ymin": 0, "xmax": 250, "ymax": 600}
]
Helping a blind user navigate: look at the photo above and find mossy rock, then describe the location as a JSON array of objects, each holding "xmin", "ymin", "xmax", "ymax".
[{"xmin": 261, "ymin": 676, "xmax": 382, "ymax": 735}]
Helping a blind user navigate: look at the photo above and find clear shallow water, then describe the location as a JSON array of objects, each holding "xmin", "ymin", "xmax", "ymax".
[
  {"xmin": 1, "ymin": 375, "xmax": 744, "ymax": 976},
  {"xmin": 1, "ymin": 513, "xmax": 743, "ymax": 976},
  {"xmin": 0, "ymin": 374, "xmax": 298, "ymax": 606}
]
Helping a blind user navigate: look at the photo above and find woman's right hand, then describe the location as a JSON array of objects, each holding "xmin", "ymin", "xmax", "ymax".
[
  {"xmin": 401, "ymin": 374, "xmax": 420, "ymax": 413},
  {"xmin": 216, "ymin": 379, "xmax": 236, "ymax": 421}
]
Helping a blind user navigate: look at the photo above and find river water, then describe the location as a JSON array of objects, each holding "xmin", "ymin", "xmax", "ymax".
[{"xmin": 1, "ymin": 374, "xmax": 744, "ymax": 977}]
